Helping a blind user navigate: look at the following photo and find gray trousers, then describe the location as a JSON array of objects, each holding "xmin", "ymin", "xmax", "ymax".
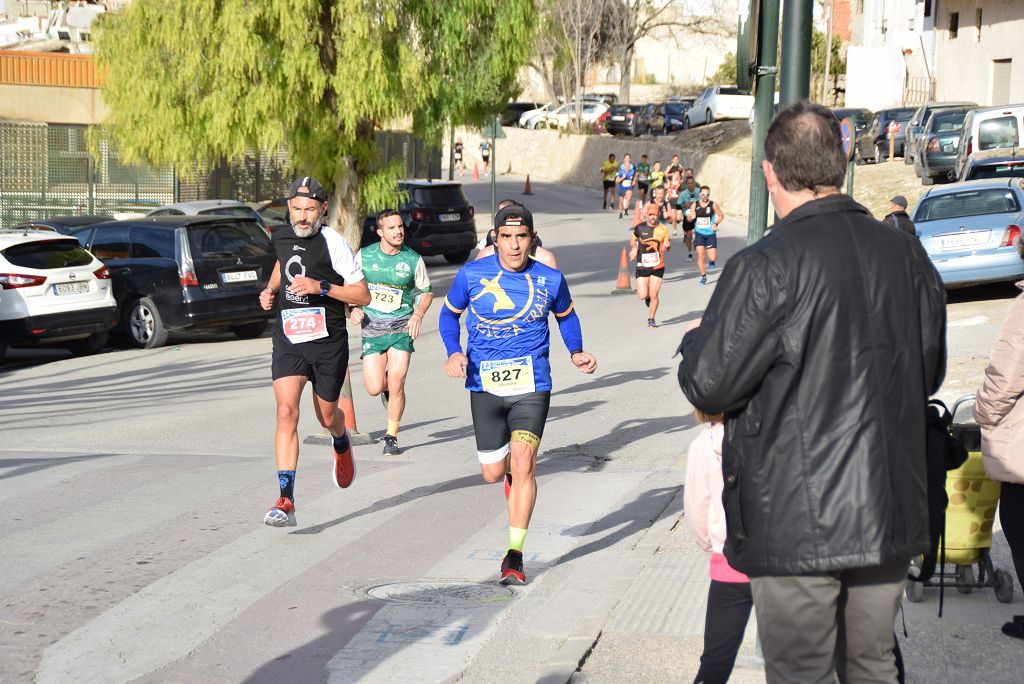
[{"xmin": 750, "ymin": 560, "xmax": 907, "ymax": 684}]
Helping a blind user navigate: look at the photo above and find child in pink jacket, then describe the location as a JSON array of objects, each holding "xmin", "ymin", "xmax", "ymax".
[{"xmin": 684, "ymin": 410, "xmax": 754, "ymax": 684}]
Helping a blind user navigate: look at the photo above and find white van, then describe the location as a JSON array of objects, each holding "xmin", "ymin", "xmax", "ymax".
[{"xmin": 954, "ymin": 104, "xmax": 1024, "ymax": 179}]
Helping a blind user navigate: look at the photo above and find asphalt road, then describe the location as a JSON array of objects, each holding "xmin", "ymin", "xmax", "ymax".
[{"xmin": 2, "ymin": 176, "xmax": 1022, "ymax": 683}]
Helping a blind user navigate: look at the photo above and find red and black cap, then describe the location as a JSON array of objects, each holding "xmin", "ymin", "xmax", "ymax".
[{"xmin": 494, "ymin": 204, "xmax": 534, "ymax": 233}]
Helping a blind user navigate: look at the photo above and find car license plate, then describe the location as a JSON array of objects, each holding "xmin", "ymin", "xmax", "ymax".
[
  {"xmin": 221, "ymin": 270, "xmax": 257, "ymax": 283},
  {"xmin": 612, "ymin": 116, "xmax": 625, "ymax": 121},
  {"xmin": 940, "ymin": 232, "xmax": 988, "ymax": 251},
  {"xmin": 53, "ymin": 281, "xmax": 88, "ymax": 296},
  {"xmin": 439, "ymin": 213, "xmax": 461, "ymax": 222}
]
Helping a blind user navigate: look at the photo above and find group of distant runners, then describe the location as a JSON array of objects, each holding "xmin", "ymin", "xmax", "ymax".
[
  {"xmin": 453, "ymin": 137, "xmax": 491, "ymax": 177},
  {"xmin": 259, "ymin": 176, "xmax": 595, "ymax": 588},
  {"xmin": 601, "ymin": 152, "xmax": 724, "ymax": 325}
]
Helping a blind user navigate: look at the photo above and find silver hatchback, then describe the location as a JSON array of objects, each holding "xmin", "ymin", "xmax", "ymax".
[{"xmin": 913, "ymin": 178, "xmax": 1024, "ymax": 288}]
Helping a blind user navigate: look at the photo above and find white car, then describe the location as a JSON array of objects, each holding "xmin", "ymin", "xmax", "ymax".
[
  {"xmin": 544, "ymin": 102, "xmax": 609, "ymax": 130},
  {"xmin": 686, "ymin": 85, "xmax": 755, "ymax": 128},
  {"xmin": 147, "ymin": 200, "xmax": 267, "ymax": 227},
  {"xmin": 0, "ymin": 229, "xmax": 118, "ymax": 361},
  {"xmin": 519, "ymin": 102, "xmax": 560, "ymax": 129}
]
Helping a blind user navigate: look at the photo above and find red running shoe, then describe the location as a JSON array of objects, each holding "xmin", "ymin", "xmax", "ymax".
[
  {"xmin": 333, "ymin": 439, "xmax": 355, "ymax": 488},
  {"xmin": 500, "ymin": 549, "xmax": 526, "ymax": 585},
  {"xmin": 264, "ymin": 497, "xmax": 296, "ymax": 527},
  {"xmin": 504, "ymin": 473, "xmax": 512, "ymax": 500}
]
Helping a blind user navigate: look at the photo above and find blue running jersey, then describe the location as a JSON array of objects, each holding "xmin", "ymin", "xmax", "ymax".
[{"xmin": 442, "ymin": 255, "xmax": 578, "ymax": 393}]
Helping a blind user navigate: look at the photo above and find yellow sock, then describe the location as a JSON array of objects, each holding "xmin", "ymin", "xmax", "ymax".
[
  {"xmin": 509, "ymin": 527, "xmax": 527, "ymax": 552},
  {"xmin": 386, "ymin": 419, "xmax": 400, "ymax": 437}
]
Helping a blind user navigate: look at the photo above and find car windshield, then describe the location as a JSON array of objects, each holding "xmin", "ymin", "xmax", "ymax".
[
  {"xmin": 930, "ymin": 111, "xmax": 967, "ymax": 132},
  {"xmin": 610, "ymin": 105, "xmax": 631, "ymax": 115},
  {"xmin": 717, "ymin": 87, "xmax": 746, "ymax": 95},
  {"xmin": 969, "ymin": 162, "xmax": 1024, "ymax": 181},
  {"xmin": 411, "ymin": 186, "xmax": 468, "ymax": 206},
  {"xmin": 978, "ymin": 116, "xmax": 1020, "ymax": 150},
  {"xmin": 187, "ymin": 220, "xmax": 272, "ymax": 259},
  {"xmin": 916, "ymin": 188, "xmax": 1021, "ymax": 222},
  {"xmin": 2, "ymin": 239, "xmax": 93, "ymax": 269},
  {"xmin": 885, "ymin": 108, "xmax": 917, "ymax": 121},
  {"xmin": 665, "ymin": 103, "xmax": 687, "ymax": 115}
]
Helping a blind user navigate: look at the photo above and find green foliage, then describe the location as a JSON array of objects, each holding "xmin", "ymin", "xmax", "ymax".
[
  {"xmin": 710, "ymin": 52, "xmax": 737, "ymax": 86},
  {"xmin": 92, "ymin": 0, "xmax": 535, "ymax": 212},
  {"xmin": 812, "ymin": 28, "xmax": 845, "ymax": 75}
]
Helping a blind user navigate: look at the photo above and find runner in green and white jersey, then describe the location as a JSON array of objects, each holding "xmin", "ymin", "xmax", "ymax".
[{"xmin": 351, "ymin": 209, "xmax": 433, "ymax": 455}]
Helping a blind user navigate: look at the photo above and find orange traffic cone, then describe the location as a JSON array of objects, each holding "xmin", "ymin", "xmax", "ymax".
[
  {"xmin": 611, "ymin": 246, "xmax": 633, "ymax": 294},
  {"xmin": 472, "ymin": 161, "xmax": 480, "ymax": 181},
  {"xmin": 337, "ymin": 368, "xmax": 372, "ymax": 445},
  {"xmin": 522, "ymin": 175, "xmax": 533, "ymax": 195}
]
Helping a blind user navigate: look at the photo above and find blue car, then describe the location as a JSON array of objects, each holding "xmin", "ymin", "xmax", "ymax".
[{"xmin": 913, "ymin": 178, "xmax": 1024, "ymax": 288}]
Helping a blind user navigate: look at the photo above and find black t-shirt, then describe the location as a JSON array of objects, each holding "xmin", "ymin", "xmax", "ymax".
[{"xmin": 272, "ymin": 226, "xmax": 362, "ymax": 342}]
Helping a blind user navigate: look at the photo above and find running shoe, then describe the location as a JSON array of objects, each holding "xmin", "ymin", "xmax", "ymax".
[
  {"xmin": 709, "ymin": 261, "xmax": 716, "ymax": 270},
  {"xmin": 264, "ymin": 497, "xmax": 296, "ymax": 527},
  {"xmin": 500, "ymin": 549, "xmax": 526, "ymax": 585},
  {"xmin": 699, "ymin": 275, "xmax": 707, "ymax": 285},
  {"xmin": 504, "ymin": 472, "xmax": 512, "ymax": 499},
  {"xmin": 382, "ymin": 434, "xmax": 402, "ymax": 456},
  {"xmin": 648, "ymin": 319, "xmax": 657, "ymax": 328},
  {"xmin": 688, "ymin": 253, "xmax": 693, "ymax": 260},
  {"xmin": 332, "ymin": 437, "xmax": 355, "ymax": 488},
  {"xmin": 618, "ymin": 211, "xmax": 623, "ymax": 219},
  {"xmin": 603, "ymin": 200, "xmax": 607, "ymax": 210}
]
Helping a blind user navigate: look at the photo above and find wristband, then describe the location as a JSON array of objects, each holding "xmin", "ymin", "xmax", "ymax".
[{"xmin": 569, "ymin": 349, "xmax": 584, "ymax": 358}]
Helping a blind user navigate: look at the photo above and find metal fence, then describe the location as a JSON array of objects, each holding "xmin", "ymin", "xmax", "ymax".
[{"xmin": 0, "ymin": 121, "xmax": 441, "ymax": 229}]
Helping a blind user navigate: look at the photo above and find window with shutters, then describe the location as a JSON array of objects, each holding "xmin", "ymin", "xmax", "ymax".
[
  {"xmin": 949, "ymin": 12, "xmax": 959, "ymax": 39},
  {"xmin": 991, "ymin": 60, "xmax": 1013, "ymax": 107}
]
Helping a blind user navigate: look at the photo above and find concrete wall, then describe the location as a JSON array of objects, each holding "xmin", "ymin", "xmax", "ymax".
[
  {"xmin": 447, "ymin": 126, "xmax": 752, "ymax": 215},
  {"xmin": 934, "ymin": 0, "xmax": 1024, "ymax": 106},
  {"xmin": 0, "ymin": 83, "xmax": 106, "ymax": 124}
]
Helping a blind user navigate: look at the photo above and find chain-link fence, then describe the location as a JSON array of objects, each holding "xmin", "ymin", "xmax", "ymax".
[{"xmin": 0, "ymin": 121, "xmax": 442, "ymax": 229}]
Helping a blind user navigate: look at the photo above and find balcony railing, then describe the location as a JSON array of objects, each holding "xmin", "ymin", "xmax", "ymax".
[{"xmin": 0, "ymin": 50, "xmax": 99, "ymax": 88}]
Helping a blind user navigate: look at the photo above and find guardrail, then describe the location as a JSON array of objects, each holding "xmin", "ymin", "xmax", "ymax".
[{"xmin": 0, "ymin": 50, "xmax": 99, "ymax": 88}]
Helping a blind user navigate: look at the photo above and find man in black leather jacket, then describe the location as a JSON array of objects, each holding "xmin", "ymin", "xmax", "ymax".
[{"xmin": 678, "ymin": 102, "xmax": 946, "ymax": 683}]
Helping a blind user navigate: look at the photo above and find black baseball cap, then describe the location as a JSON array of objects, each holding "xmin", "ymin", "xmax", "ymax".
[
  {"xmin": 287, "ymin": 176, "xmax": 327, "ymax": 202},
  {"xmin": 890, "ymin": 195, "xmax": 908, "ymax": 209},
  {"xmin": 494, "ymin": 204, "xmax": 534, "ymax": 233}
]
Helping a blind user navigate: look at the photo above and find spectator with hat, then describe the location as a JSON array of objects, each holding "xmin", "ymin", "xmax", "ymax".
[{"xmin": 884, "ymin": 195, "xmax": 917, "ymax": 237}]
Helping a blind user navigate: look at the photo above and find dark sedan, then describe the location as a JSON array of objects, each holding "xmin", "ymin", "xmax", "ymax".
[
  {"xmin": 855, "ymin": 107, "xmax": 917, "ymax": 163},
  {"xmin": 959, "ymin": 148, "xmax": 1024, "ymax": 182},
  {"xmin": 905, "ymin": 101, "xmax": 976, "ymax": 165},
  {"xmin": 605, "ymin": 104, "xmax": 645, "ymax": 136},
  {"xmin": 915, "ymin": 108, "xmax": 971, "ymax": 185},
  {"xmin": 648, "ymin": 101, "xmax": 690, "ymax": 134}
]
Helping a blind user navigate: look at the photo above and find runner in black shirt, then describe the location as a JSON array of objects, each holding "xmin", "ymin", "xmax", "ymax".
[{"xmin": 258, "ymin": 176, "xmax": 370, "ymax": 526}]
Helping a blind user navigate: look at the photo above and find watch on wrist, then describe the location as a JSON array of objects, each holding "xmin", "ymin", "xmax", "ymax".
[{"xmin": 319, "ymin": 279, "xmax": 330, "ymax": 297}]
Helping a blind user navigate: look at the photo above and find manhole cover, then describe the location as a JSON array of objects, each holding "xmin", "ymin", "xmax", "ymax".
[{"xmin": 363, "ymin": 580, "xmax": 515, "ymax": 607}]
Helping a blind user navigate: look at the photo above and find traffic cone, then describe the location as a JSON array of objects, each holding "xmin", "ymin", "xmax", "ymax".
[
  {"xmin": 336, "ymin": 368, "xmax": 374, "ymax": 445},
  {"xmin": 611, "ymin": 246, "xmax": 633, "ymax": 294},
  {"xmin": 472, "ymin": 161, "xmax": 480, "ymax": 181},
  {"xmin": 522, "ymin": 175, "xmax": 533, "ymax": 195}
]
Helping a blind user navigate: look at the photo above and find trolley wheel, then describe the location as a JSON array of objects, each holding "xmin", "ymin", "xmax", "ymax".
[
  {"xmin": 955, "ymin": 564, "xmax": 975, "ymax": 594},
  {"xmin": 994, "ymin": 569, "xmax": 1015, "ymax": 603},
  {"xmin": 905, "ymin": 580, "xmax": 925, "ymax": 602}
]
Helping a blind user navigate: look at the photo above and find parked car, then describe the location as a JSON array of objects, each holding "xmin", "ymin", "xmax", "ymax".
[
  {"xmin": 518, "ymin": 102, "xmax": 560, "ymax": 129},
  {"xmin": 362, "ymin": 181, "xmax": 476, "ymax": 264},
  {"xmin": 501, "ymin": 101, "xmax": 542, "ymax": 127},
  {"xmin": 684, "ymin": 86, "xmax": 754, "ymax": 128},
  {"xmin": 649, "ymin": 101, "xmax": 691, "ymax": 134},
  {"xmin": 954, "ymin": 104, "xmax": 1024, "ymax": 180},
  {"xmin": 905, "ymin": 101, "xmax": 976, "ymax": 165},
  {"xmin": 959, "ymin": 148, "xmax": 1024, "ymax": 182},
  {"xmin": 583, "ymin": 92, "xmax": 618, "ymax": 106},
  {"xmin": 914, "ymin": 108, "xmax": 971, "ymax": 185},
  {"xmin": 830, "ymin": 107, "xmax": 873, "ymax": 136},
  {"xmin": 251, "ymin": 198, "xmax": 290, "ymax": 233},
  {"xmin": 0, "ymin": 229, "xmax": 117, "ymax": 360},
  {"xmin": 605, "ymin": 104, "xmax": 645, "ymax": 136},
  {"xmin": 147, "ymin": 200, "xmax": 268, "ymax": 229},
  {"xmin": 544, "ymin": 101, "xmax": 609, "ymax": 130},
  {"xmin": 66, "ymin": 216, "xmax": 275, "ymax": 349},
  {"xmin": 13, "ymin": 215, "xmax": 114, "ymax": 236},
  {"xmin": 854, "ymin": 107, "xmax": 916, "ymax": 163},
  {"xmin": 912, "ymin": 178, "xmax": 1024, "ymax": 288}
]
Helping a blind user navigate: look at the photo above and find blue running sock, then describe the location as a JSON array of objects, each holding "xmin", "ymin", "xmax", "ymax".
[
  {"xmin": 332, "ymin": 431, "xmax": 350, "ymax": 453},
  {"xmin": 278, "ymin": 470, "xmax": 296, "ymax": 502}
]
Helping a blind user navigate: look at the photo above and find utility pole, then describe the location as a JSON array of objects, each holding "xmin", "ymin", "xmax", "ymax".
[
  {"xmin": 448, "ymin": 121, "xmax": 454, "ymax": 181},
  {"xmin": 779, "ymin": 0, "xmax": 813, "ymax": 106},
  {"xmin": 823, "ymin": 0, "xmax": 835, "ymax": 103},
  {"xmin": 747, "ymin": 0, "xmax": 782, "ymax": 245}
]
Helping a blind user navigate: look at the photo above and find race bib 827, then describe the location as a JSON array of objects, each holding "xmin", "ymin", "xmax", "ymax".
[{"xmin": 480, "ymin": 356, "xmax": 536, "ymax": 397}]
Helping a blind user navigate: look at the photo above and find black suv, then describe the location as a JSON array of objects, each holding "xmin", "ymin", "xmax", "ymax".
[
  {"xmin": 68, "ymin": 216, "xmax": 275, "ymax": 348},
  {"xmin": 363, "ymin": 181, "xmax": 476, "ymax": 263},
  {"xmin": 648, "ymin": 101, "xmax": 691, "ymax": 134},
  {"xmin": 606, "ymin": 105, "xmax": 644, "ymax": 136}
]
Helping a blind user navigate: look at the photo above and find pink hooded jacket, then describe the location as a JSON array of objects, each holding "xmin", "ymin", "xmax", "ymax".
[
  {"xmin": 683, "ymin": 423, "xmax": 748, "ymax": 583},
  {"xmin": 974, "ymin": 281, "xmax": 1024, "ymax": 484}
]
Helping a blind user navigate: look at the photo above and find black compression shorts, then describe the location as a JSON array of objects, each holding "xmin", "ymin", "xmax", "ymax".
[
  {"xmin": 635, "ymin": 266, "xmax": 665, "ymax": 279},
  {"xmin": 603, "ymin": 180, "xmax": 615, "ymax": 190},
  {"xmin": 637, "ymin": 181, "xmax": 649, "ymax": 191},
  {"xmin": 470, "ymin": 391, "xmax": 551, "ymax": 463},
  {"xmin": 271, "ymin": 334, "xmax": 349, "ymax": 402}
]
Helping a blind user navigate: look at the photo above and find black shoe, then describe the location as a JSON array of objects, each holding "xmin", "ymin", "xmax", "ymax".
[
  {"xmin": 1002, "ymin": 620, "xmax": 1024, "ymax": 639},
  {"xmin": 382, "ymin": 434, "xmax": 402, "ymax": 455},
  {"xmin": 500, "ymin": 549, "xmax": 526, "ymax": 585}
]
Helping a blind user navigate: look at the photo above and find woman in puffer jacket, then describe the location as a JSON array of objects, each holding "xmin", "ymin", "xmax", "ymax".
[
  {"xmin": 684, "ymin": 410, "xmax": 754, "ymax": 683},
  {"xmin": 974, "ymin": 247, "xmax": 1024, "ymax": 641}
]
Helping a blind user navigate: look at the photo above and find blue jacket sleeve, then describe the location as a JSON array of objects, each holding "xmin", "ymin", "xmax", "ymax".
[
  {"xmin": 439, "ymin": 267, "xmax": 469, "ymax": 356},
  {"xmin": 552, "ymin": 276, "xmax": 583, "ymax": 354}
]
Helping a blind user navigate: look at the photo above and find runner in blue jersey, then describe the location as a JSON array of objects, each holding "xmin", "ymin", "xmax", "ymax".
[
  {"xmin": 616, "ymin": 153, "xmax": 637, "ymax": 220},
  {"xmin": 439, "ymin": 204, "xmax": 597, "ymax": 584}
]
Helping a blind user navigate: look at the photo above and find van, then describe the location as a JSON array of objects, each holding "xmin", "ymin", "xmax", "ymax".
[{"xmin": 954, "ymin": 104, "xmax": 1024, "ymax": 180}]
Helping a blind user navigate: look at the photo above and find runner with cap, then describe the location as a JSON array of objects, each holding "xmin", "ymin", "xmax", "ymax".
[
  {"xmin": 686, "ymin": 185, "xmax": 724, "ymax": 285},
  {"xmin": 439, "ymin": 203, "xmax": 597, "ymax": 584},
  {"xmin": 630, "ymin": 201, "xmax": 671, "ymax": 328},
  {"xmin": 350, "ymin": 209, "xmax": 433, "ymax": 456},
  {"xmin": 258, "ymin": 176, "xmax": 371, "ymax": 526},
  {"xmin": 478, "ymin": 199, "xmax": 557, "ymax": 268}
]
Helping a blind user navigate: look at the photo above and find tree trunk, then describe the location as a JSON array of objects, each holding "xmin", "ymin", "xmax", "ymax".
[
  {"xmin": 618, "ymin": 44, "xmax": 634, "ymax": 104},
  {"xmin": 326, "ymin": 158, "xmax": 362, "ymax": 253},
  {"xmin": 530, "ymin": 60, "xmax": 557, "ymax": 104}
]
